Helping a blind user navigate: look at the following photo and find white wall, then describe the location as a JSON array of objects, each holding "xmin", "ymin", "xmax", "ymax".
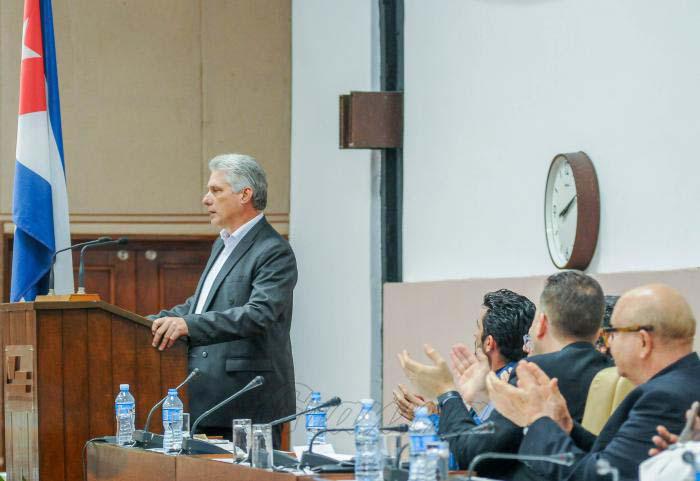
[
  {"xmin": 403, "ymin": 0, "xmax": 700, "ymax": 282},
  {"xmin": 290, "ymin": 0, "xmax": 379, "ymax": 450}
]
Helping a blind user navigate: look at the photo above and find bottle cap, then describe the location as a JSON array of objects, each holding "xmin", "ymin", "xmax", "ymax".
[
  {"xmin": 168, "ymin": 388, "xmax": 178, "ymax": 394},
  {"xmin": 119, "ymin": 384, "xmax": 129, "ymax": 391},
  {"xmin": 311, "ymin": 391, "xmax": 321, "ymax": 400},
  {"xmin": 360, "ymin": 398, "xmax": 374, "ymax": 408}
]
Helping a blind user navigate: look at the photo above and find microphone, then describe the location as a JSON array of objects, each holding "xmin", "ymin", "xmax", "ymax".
[
  {"xmin": 181, "ymin": 375, "xmax": 264, "ymax": 454},
  {"xmin": 132, "ymin": 368, "xmax": 201, "ymax": 447},
  {"xmin": 77, "ymin": 237, "xmax": 128, "ymax": 294},
  {"xmin": 389, "ymin": 421, "xmax": 496, "ymax": 471},
  {"xmin": 439, "ymin": 420, "xmax": 496, "ymax": 439},
  {"xmin": 270, "ymin": 396, "xmax": 342, "ymax": 426},
  {"xmin": 300, "ymin": 424, "xmax": 409, "ymax": 469},
  {"xmin": 467, "ymin": 451, "xmax": 575, "ymax": 480},
  {"xmin": 47, "ymin": 237, "xmax": 111, "ymax": 294}
]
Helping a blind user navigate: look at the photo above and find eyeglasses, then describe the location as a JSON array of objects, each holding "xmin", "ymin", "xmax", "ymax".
[{"xmin": 601, "ymin": 325, "xmax": 654, "ymax": 347}]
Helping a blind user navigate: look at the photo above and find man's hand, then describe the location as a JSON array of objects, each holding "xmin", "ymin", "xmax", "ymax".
[
  {"xmin": 451, "ymin": 345, "xmax": 490, "ymax": 405},
  {"xmin": 398, "ymin": 344, "xmax": 455, "ymax": 399},
  {"xmin": 392, "ymin": 384, "xmax": 437, "ymax": 421},
  {"xmin": 649, "ymin": 400, "xmax": 700, "ymax": 456},
  {"xmin": 486, "ymin": 361, "xmax": 573, "ymax": 433},
  {"xmin": 151, "ymin": 317, "xmax": 189, "ymax": 351}
]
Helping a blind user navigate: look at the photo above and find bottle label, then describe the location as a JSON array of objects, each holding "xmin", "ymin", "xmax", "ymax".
[
  {"xmin": 163, "ymin": 407, "xmax": 182, "ymax": 422},
  {"xmin": 306, "ymin": 412, "xmax": 326, "ymax": 429},
  {"xmin": 115, "ymin": 402, "xmax": 134, "ymax": 415},
  {"xmin": 409, "ymin": 433, "xmax": 438, "ymax": 453}
]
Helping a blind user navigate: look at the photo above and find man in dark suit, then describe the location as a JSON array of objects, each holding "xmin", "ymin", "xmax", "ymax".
[
  {"xmin": 149, "ymin": 153, "xmax": 297, "ymax": 447},
  {"xmin": 399, "ymin": 271, "xmax": 611, "ymax": 480},
  {"xmin": 489, "ymin": 284, "xmax": 700, "ymax": 481}
]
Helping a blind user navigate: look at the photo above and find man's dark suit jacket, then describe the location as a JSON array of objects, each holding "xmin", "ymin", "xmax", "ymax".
[
  {"xmin": 519, "ymin": 352, "xmax": 700, "ymax": 481},
  {"xmin": 438, "ymin": 342, "xmax": 612, "ymax": 480},
  {"xmin": 150, "ymin": 217, "xmax": 297, "ymax": 429}
]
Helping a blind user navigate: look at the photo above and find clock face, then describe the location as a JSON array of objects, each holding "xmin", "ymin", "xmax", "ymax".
[{"xmin": 545, "ymin": 155, "xmax": 578, "ymax": 268}]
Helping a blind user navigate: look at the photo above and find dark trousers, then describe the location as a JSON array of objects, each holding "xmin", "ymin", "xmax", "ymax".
[{"xmin": 199, "ymin": 424, "xmax": 283, "ymax": 450}]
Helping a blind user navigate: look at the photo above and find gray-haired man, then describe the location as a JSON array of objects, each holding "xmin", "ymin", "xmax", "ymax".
[{"xmin": 150, "ymin": 153, "xmax": 297, "ymax": 447}]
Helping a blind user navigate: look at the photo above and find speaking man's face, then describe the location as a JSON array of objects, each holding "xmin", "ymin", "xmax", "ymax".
[{"xmin": 202, "ymin": 170, "xmax": 246, "ymax": 232}]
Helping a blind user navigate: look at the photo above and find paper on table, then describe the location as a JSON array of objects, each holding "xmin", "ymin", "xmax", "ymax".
[{"xmin": 293, "ymin": 443, "xmax": 354, "ymax": 462}]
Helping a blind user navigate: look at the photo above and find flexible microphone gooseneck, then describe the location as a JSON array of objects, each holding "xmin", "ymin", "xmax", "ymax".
[
  {"xmin": 299, "ymin": 424, "xmax": 409, "ymax": 469},
  {"xmin": 180, "ymin": 375, "xmax": 265, "ymax": 455},
  {"xmin": 190, "ymin": 375, "xmax": 264, "ymax": 437},
  {"xmin": 467, "ymin": 451, "xmax": 575, "ymax": 481},
  {"xmin": 131, "ymin": 368, "xmax": 201, "ymax": 447},
  {"xmin": 144, "ymin": 368, "xmax": 201, "ymax": 433},
  {"xmin": 439, "ymin": 420, "xmax": 496, "ymax": 439},
  {"xmin": 270, "ymin": 396, "xmax": 343, "ymax": 426},
  {"xmin": 48, "ymin": 237, "xmax": 111, "ymax": 294},
  {"xmin": 391, "ymin": 421, "xmax": 497, "ymax": 469},
  {"xmin": 77, "ymin": 237, "xmax": 127, "ymax": 293}
]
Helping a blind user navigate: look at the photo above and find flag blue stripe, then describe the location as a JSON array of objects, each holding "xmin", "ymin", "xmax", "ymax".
[
  {"xmin": 39, "ymin": 0, "xmax": 64, "ymax": 167},
  {"xmin": 11, "ymin": 161, "xmax": 55, "ymax": 302}
]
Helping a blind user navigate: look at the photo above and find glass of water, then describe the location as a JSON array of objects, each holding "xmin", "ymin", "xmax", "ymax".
[
  {"xmin": 181, "ymin": 413, "xmax": 191, "ymax": 439},
  {"xmin": 232, "ymin": 419, "xmax": 252, "ymax": 463},
  {"xmin": 251, "ymin": 423, "xmax": 273, "ymax": 469}
]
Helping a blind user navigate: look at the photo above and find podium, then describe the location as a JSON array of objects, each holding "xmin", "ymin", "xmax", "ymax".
[{"xmin": 0, "ymin": 301, "xmax": 188, "ymax": 481}]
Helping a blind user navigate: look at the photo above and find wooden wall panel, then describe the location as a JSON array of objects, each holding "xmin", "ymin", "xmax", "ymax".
[
  {"xmin": 37, "ymin": 310, "xmax": 65, "ymax": 481},
  {"xmin": 87, "ymin": 309, "xmax": 114, "ymax": 439}
]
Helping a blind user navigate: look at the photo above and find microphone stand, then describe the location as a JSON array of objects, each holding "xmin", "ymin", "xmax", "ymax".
[
  {"xmin": 466, "ymin": 452, "xmax": 574, "ymax": 481},
  {"xmin": 77, "ymin": 238, "xmax": 128, "ymax": 294},
  {"xmin": 181, "ymin": 376, "xmax": 264, "ymax": 455},
  {"xmin": 47, "ymin": 237, "xmax": 111, "ymax": 295},
  {"xmin": 132, "ymin": 368, "xmax": 201, "ymax": 448},
  {"xmin": 300, "ymin": 425, "xmax": 409, "ymax": 469}
]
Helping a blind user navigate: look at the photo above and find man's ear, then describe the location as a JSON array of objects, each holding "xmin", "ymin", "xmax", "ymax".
[
  {"xmin": 484, "ymin": 334, "xmax": 496, "ymax": 354},
  {"xmin": 639, "ymin": 330, "xmax": 653, "ymax": 359},
  {"xmin": 537, "ymin": 313, "xmax": 548, "ymax": 339}
]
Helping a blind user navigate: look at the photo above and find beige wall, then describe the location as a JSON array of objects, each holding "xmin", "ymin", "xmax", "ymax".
[
  {"xmin": 384, "ymin": 269, "xmax": 700, "ymax": 409},
  {"xmin": 0, "ymin": 0, "xmax": 290, "ymax": 235}
]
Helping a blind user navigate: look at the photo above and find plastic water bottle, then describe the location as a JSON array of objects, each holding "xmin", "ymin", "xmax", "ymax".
[
  {"xmin": 306, "ymin": 391, "xmax": 327, "ymax": 444},
  {"xmin": 354, "ymin": 398, "xmax": 383, "ymax": 481},
  {"xmin": 162, "ymin": 388, "xmax": 183, "ymax": 454},
  {"xmin": 408, "ymin": 407, "xmax": 438, "ymax": 481},
  {"xmin": 115, "ymin": 384, "xmax": 135, "ymax": 446}
]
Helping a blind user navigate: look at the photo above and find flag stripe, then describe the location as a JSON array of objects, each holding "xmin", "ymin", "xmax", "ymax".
[{"xmin": 11, "ymin": 0, "xmax": 73, "ymax": 301}]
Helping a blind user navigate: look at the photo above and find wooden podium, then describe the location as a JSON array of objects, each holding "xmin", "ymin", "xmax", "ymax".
[{"xmin": 0, "ymin": 301, "xmax": 188, "ymax": 481}]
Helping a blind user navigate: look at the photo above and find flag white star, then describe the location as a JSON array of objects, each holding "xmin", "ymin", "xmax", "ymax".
[{"xmin": 21, "ymin": 18, "xmax": 41, "ymax": 60}]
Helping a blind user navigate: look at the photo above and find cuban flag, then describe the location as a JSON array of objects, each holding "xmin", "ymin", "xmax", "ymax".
[{"xmin": 11, "ymin": 0, "xmax": 72, "ymax": 301}]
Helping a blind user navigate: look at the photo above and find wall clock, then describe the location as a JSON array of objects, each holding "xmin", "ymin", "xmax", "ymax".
[{"xmin": 544, "ymin": 151, "xmax": 600, "ymax": 270}]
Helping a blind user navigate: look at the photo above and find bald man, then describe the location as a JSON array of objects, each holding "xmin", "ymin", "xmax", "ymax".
[{"xmin": 487, "ymin": 284, "xmax": 700, "ymax": 481}]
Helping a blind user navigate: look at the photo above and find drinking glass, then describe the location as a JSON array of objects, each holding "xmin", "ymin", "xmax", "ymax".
[
  {"xmin": 251, "ymin": 423, "xmax": 273, "ymax": 469},
  {"xmin": 232, "ymin": 419, "xmax": 252, "ymax": 462},
  {"xmin": 181, "ymin": 413, "xmax": 191, "ymax": 439}
]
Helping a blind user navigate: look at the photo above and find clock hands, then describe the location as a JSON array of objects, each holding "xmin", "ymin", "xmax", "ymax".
[{"xmin": 559, "ymin": 195, "xmax": 577, "ymax": 218}]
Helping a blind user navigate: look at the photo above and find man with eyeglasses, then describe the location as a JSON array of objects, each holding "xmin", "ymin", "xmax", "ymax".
[
  {"xmin": 488, "ymin": 284, "xmax": 700, "ymax": 481},
  {"xmin": 398, "ymin": 271, "xmax": 612, "ymax": 480}
]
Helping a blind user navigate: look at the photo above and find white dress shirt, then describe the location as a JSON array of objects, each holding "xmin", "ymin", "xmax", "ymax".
[{"xmin": 194, "ymin": 213, "xmax": 263, "ymax": 314}]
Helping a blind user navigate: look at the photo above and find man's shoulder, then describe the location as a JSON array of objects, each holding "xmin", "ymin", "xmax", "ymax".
[{"xmin": 526, "ymin": 343, "xmax": 610, "ymax": 376}]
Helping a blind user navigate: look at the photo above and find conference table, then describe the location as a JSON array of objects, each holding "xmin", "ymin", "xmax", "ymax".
[
  {"xmin": 85, "ymin": 442, "xmax": 499, "ymax": 481},
  {"xmin": 86, "ymin": 442, "xmax": 352, "ymax": 481}
]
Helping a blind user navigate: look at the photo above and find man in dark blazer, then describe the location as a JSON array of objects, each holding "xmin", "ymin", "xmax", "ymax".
[
  {"xmin": 399, "ymin": 271, "xmax": 611, "ymax": 480},
  {"xmin": 489, "ymin": 284, "xmax": 700, "ymax": 481},
  {"xmin": 150, "ymin": 153, "xmax": 297, "ymax": 447}
]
